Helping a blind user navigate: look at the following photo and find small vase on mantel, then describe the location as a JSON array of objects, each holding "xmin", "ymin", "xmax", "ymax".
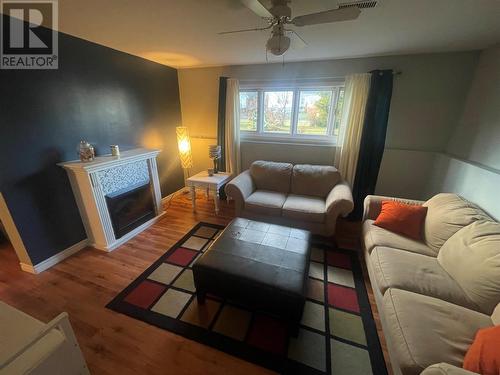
[{"xmin": 78, "ymin": 141, "xmax": 95, "ymax": 162}]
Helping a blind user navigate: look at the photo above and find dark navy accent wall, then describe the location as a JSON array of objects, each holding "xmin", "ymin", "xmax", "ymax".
[{"xmin": 0, "ymin": 16, "xmax": 184, "ymax": 264}]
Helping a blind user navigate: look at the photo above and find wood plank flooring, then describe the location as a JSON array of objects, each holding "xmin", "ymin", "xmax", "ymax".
[{"xmin": 0, "ymin": 190, "xmax": 391, "ymax": 375}]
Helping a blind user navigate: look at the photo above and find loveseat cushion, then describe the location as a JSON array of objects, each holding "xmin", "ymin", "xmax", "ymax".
[
  {"xmin": 362, "ymin": 220, "xmax": 435, "ymax": 256},
  {"xmin": 383, "ymin": 289, "xmax": 492, "ymax": 375},
  {"xmin": 291, "ymin": 164, "xmax": 340, "ymax": 198},
  {"xmin": 370, "ymin": 247, "xmax": 479, "ymax": 311},
  {"xmin": 249, "ymin": 161, "xmax": 293, "ymax": 193},
  {"xmin": 423, "ymin": 193, "xmax": 491, "ymax": 252},
  {"xmin": 282, "ymin": 194, "xmax": 326, "ymax": 223},
  {"xmin": 437, "ymin": 220, "xmax": 500, "ymax": 315},
  {"xmin": 245, "ymin": 190, "xmax": 287, "ymax": 216}
]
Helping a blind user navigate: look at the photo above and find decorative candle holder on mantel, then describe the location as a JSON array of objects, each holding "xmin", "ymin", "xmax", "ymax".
[{"xmin": 209, "ymin": 145, "xmax": 221, "ymax": 174}]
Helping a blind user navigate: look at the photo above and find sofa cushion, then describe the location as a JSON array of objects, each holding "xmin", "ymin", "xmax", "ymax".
[
  {"xmin": 383, "ymin": 288, "xmax": 492, "ymax": 375},
  {"xmin": 245, "ymin": 190, "xmax": 287, "ymax": 216},
  {"xmin": 362, "ymin": 220, "xmax": 435, "ymax": 256},
  {"xmin": 291, "ymin": 164, "xmax": 340, "ymax": 198},
  {"xmin": 423, "ymin": 193, "xmax": 491, "ymax": 252},
  {"xmin": 249, "ymin": 161, "xmax": 293, "ymax": 193},
  {"xmin": 370, "ymin": 247, "xmax": 479, "ymax": 311},
  {"xmin": 421, "ymin": 363, "xmax": 478, "ymax": 375},
  {"xmin": 282, "ymin": 194, "xmax": 326, "ymax": 223},
  {"xmin": 492, "ymin": 303, "xmax": 500, "ymax": 325},
  {"xmin": 438, "ymin": 220, "xmax": 500, "ymax": 315}
]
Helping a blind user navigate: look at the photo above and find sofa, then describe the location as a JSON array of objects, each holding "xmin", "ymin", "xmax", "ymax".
[
  {"xmin": 225, "ymin": 160, "xmax": 354, "ymax": 236},
  {"xmin": 362, "ymin": 193, "xmax": 500, "ymax": 375},
  {"xmin": 0, "ymin": 301, "xmax": 89, "ymax": 374}
]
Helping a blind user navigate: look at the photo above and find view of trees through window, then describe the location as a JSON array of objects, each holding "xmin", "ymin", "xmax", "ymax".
[
  {"xmin": 239, "ymin": 85, "xmax": 344, "ymax": 140},
  {"xmin": 239, "ymin": 91, "xmax": 258, "ymax": 131},
  {"xmin": 297, "ymin": 90, "xmax": 332, "ymax": 135},
  {"xmin": 263, "ymin": 91, "xmax": 293, "ymax": 133}
]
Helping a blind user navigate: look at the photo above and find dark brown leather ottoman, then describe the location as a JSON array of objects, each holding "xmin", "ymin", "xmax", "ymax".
[{"xmin": 192, "ymin": 218, "xmax": 311, "ymax": 334}]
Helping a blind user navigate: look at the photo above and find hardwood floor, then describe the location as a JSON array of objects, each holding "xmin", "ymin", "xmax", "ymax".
[{"xmin": 0, "ymin": 190, "xmax": 391, "ymax": 375}]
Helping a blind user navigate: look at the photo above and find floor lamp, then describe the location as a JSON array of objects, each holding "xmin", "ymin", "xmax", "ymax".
[{"xmin": 176, "ymin": 127, "xmax": 193, "ymax": 189}]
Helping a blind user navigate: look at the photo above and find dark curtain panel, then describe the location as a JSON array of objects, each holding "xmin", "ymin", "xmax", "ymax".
[
  {"xmin": 217, "ymin": 77, "xmax": 228, "ymax": 172},
  {"xmin": 350, "ymin": 69, "xmax": 394, "ymax": 220}
]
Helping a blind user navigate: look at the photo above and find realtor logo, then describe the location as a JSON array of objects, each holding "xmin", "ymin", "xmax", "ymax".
[{"xmin": 1, "ymin": 0, "xmax": 58, "ymax": 69}]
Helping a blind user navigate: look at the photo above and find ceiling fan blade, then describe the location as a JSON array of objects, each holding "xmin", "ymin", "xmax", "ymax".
[
  {"xmin": 291, "ymin": 7, "xmax": 361, "ymax": 27},
  {"xmin": 288, "ymin": 30, "xmax": 307, "ymax": 49},
  {"xmin": 219, "ymin": 25, "xmax": 272, "ymax": 35},
  {"xmin": 240, "ymin": 0, "xmax": 273, "ymax": 18}
]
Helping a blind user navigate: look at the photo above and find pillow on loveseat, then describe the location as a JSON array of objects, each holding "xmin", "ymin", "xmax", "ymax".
[
  {"xmin": 463, "ymin": 325, "xmax": 500, "ymax": 375},
  {"xmin": 291, "ymin": 164, "xmax": 340, "ymax": 198},
  {"xmin": 373, "ymin": 201, "xmax": 428, "ymax": 240},
  {"xmin": 249, "ymin": 161, "xmax": 293, "ymax": 193}
]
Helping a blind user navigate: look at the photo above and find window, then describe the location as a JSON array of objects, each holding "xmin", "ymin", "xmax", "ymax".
[
  {"xmin": 239, "ymin": 91, "xmax": 258, "ymax": 131},
  {"xmin": 297, "ymin": 90, "xmax": 332, "ymax": 136},
  {"xmin": 263, "ymin": 91, "xmax": 293, "ymax": 134},
  {"xmin": 239, "ymin": 83, "xmax": 345, "ymax": 144}
]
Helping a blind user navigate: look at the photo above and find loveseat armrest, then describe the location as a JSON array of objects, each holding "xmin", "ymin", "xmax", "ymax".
[
  {"xmin": 326, "ymin": 180, "xmax": 354, "ymax": 218},
  {"xmin": 225, "ymin": 170, "xmax": 255, "ymax": 213},
  {"xmin": 363, "ymin": 195, "xmax": 425, "ymax": 221},
  {"xmin": 420, "ymin": 363, "xmax": 478, "ymax": 375}
]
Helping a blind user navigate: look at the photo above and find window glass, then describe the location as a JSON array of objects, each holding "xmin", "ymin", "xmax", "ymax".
[
  {"xmin": 239, "ymin": 91, "xmax": 258, "ymax": 131},
  {"xmin": 333, "ymin": 87, "xmax": 345, "ymax": 136},
  {"xmin": 297, "ymin": 90, "xmax": 332, "ymax": 135},
  {"xmin": 263, "ymin": 91, "xmax": 294, "ymax": 133}
]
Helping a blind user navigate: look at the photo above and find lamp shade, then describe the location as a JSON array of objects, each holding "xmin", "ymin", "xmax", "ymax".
[{"xmin": 176, "ymin": 126, "xmax": 193, "ymax": 169}]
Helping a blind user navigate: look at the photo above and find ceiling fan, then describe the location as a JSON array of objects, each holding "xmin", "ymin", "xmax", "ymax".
[{"xmin": 219, "ymin": 0, "xmax": 370, "ymax": 56}]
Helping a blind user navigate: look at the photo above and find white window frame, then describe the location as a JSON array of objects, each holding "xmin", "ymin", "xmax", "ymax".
[{"xmin": 239, "ymin": 79, "xmax": 345, "ymax": 145}]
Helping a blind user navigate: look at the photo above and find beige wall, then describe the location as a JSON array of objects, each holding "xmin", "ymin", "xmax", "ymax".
[
  {"xmin": 446, "ymin": 45, "xmax": 500, "ymax": 170},
  {"xmin": 425, "ymin": 45, "xmax": 500, "ymax": 218},
  {"xmin": 178, "ymin": 51, "xmax": 479, "ymax": 198}
]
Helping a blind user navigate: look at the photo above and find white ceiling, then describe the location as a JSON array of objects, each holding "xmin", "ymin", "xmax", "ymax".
[{"xmin": 54, "ymin": 0, "xmax": 500, "ymax": 68}]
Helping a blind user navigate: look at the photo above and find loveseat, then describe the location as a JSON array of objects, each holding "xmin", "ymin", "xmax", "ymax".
[
  {"xmin": 225, "ymin": 160, "xmax": 354, "ymax": 236},
  {"xmin": 362, "ymin": 193, "xmax": 500, "ymax": 375}
]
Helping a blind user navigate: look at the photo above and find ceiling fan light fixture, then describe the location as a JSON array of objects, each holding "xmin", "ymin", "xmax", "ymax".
[{"xmin": 266, "ymin": 34, "xmax": 291, "ymax": 56}]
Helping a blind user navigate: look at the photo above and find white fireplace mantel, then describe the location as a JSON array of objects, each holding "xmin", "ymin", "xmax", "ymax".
[{"xmin": 59, "ymin": 148, "xmax": 164, "ymax": 252}]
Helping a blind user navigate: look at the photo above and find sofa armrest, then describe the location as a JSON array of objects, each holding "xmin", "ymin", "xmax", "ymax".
[
  {"xmin": 420, "ymin": 363, "xmax": 478, "ymax": 375},
  {"xmin": 225, "ymin": 170, "xmax": 255, "ymax": 213},
  {"xmin": 363, "ymin": 195, "xmax": 425, "ymax": 221},
  {"xmin": 326, "ymin": 180, "xmax": 354, "ymax": 218}
]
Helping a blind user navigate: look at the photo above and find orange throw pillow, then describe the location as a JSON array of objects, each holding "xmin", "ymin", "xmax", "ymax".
[
  {"xmin": 463, "ymin": 325, "xmax": 500, "ymax": 375},
  {"xmin": 373, "ymin": 201, "xmax": 427, "ymax": 240}
]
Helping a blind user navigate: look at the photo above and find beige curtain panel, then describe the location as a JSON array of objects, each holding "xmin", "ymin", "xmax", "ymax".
[
  {"xmin": 224, "ymin": 78, "xmax": 241, "ymax": 175},
  {"xmin": 334, "ymin": 73, "xmax": 371, "ymax": 186}
]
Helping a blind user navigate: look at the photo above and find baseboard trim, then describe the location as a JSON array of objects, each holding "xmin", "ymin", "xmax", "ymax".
[
  {"xmin": 19, "ymin": 238, "xmax": 90, "ymax": 274},
  {"xmin": 161, "ymin": 187, "xmax": 188, "ymax": 206}
]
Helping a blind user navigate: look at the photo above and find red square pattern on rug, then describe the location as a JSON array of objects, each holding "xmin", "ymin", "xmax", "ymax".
[
  {"xmin": 328, "ymin": 283, "xmax": 360, "ymax": 313},
  {"xmin": 166, "ymin": 247, "xmax": 198, "ymax": 266},
  {"xmin": 246, "ymin": 314, "xmax": 288, "ymax": 355},
  {"xmin": 327, "ymin": 251, "xmax": 352, "ymax": 269},
  {"xmin": 124, "ymin": 280, "xmax": 166, "ymax": 309}
]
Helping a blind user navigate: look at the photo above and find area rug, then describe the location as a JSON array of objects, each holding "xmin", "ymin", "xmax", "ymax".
[{"xmin": 107, "ymin": 222, "xmax": 387, "ymax": 375}]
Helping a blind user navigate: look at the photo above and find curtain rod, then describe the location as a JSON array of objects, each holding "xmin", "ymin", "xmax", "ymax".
[
  {"xmin": 238, "ymin": 70, "xmax": 401, "ymax": 83},
  {"xmin": 238, "ymin": 77, "xmax": 345, "ymax": 82}
]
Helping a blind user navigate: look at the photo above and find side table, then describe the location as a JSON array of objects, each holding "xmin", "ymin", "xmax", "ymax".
[{"xmin": 186, "ymin": 171, "xmax": 232, "ymax": 215}]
